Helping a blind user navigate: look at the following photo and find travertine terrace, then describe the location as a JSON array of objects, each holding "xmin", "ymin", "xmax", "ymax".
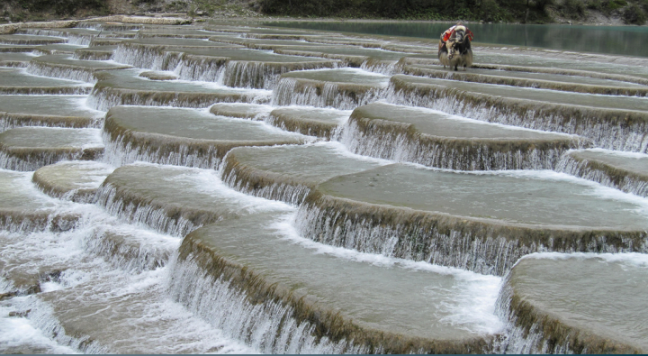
[{"xmin": 0, "ymin": 16, "xmax": 646, "ymax": 354}]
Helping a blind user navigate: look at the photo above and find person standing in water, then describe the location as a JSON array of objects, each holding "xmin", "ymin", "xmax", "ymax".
[{"xmin": 439, "ymin": 21, "xmax": 474, "ymax": 53}]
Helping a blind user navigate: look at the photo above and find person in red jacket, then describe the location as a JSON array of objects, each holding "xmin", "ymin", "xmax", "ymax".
[{"xmin": 439, "ymin": 22, "xmax": 474, "ymax": 52}]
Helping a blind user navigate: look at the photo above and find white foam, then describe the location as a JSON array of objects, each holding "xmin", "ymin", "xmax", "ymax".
[
  {"xmin": 14, "ymin": 67, "xmax": 90, "ymax": 86},
  {"xmin": 0, "ymin": 198, "xmax": 260, "ymax": 353},
  {"xmin": 0, "ymin": 300, "xmax": 78, "ymax": 354},
  {"xmin": 311, "ymin": 140, "xmax": 394, "ymax": 165},
  {"xmin": 170, "ymin": 165, "xmax": 295, "ymax": 214}
]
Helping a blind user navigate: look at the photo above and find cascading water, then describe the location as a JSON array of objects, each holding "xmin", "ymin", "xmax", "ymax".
[{"xmin": 2, "ymin": 18, "xmax": 648, "ymax": 355}]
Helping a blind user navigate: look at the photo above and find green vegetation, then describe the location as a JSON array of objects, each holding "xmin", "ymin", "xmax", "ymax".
[
  {"xmin": 258, "ymin": 0, "xmax": 648, "ymax": 23},
  {"xmin": 2, "ymin": 0, "xmax": 108, "ymax": 21},
  {"xmin": 258, "ymin": 0, "xmax": 552, "ymax": 22},
  {"xmin": 1, "ymin": 0, "xmax": 646, "ymax": 25},
  {"xmin": 623, "ymin": 3, "xmax": 647, "ymax": 23}
]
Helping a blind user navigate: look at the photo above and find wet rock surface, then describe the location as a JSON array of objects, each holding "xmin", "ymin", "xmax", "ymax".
[
  {"xmin": 0, "ymin": 127, "xmax": 104, "ymax": 171},
  {"xmin": 222, "ymin": 144, "xmax": 382, "ymax": 203},
  {"xmin": 0, "ymin": 95, "xmax": 103, "ymax": 132},
  {"xmin": 103, "ymin": 105, "xmax": 304, "ymax": 168},
  {"xmin": 344, "ymin": 102, "xmax": 588, "ymax": 170},
  {"xmin": 178, "ymin": 211, "xmax": 498, "ymax": 353},
  {"xmin": 32, "ymin": 161, "xmax": 114, "ymax": 202},
  {"xmin": 297, "ymin": 164, "xmax": 648, "ymax": 275},
  {"xmin": 497, "ymin": 254, "xmax": 648, "ymax": 353}
]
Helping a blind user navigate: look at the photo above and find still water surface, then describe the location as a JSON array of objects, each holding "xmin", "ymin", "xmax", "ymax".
[{"xmin": 267, "ymin": 22, "xmax": 648, "ymax": 57}]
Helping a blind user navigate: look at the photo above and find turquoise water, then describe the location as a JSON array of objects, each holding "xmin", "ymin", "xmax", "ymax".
[{"xmin": 267, "ymin": 22, "xmax": 648, "ymax": 57}]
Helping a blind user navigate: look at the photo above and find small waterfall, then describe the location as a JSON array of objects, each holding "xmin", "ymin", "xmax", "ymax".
[
  {"xmin": 0, "ymin": 212, "xmax": 79, "ymax": 235},
  {"xmin": 338, "ymin": 116, "xmax": 578, "ymax": 170},
  {"xmin": 385, "ymin": 79, "xmax": 648, "ymax": 152},
  {"xmin": 88, "ymin": 85, "xmax": 268, "ymax": 112},
  {"xmin": 219, "ymin": 61, "xmax": 276, "ymax": 89},
  {"xmin": 173, "ymin": 54, "xmax": 227, "ymax": 83},
  {"xmin": 0, "ymin": 149, "xmax": 103, "ymax": 172},
  {"xmin": 272, "ymin": 78, "xmax": 386, "ymax": 109},
  {"xmin": 0, "ymin": 114, "xmax": 100, "ymax": 134},
  {"xmin": 167, "ymin": 251, "xmax": 365, "ymax": 354},
  {"xmin": 114, "ymin": 46, "xmax": 336, "ymax": 89},
  {"xmin": 219, "ymin": 61, "xmax": 336, "ymax": 90},
  {"xmin": 220, "ymin": 155, "xmax": 312, "ymax": 205},
  {"xmin": 112, "ymin": 44, "xmax": 175, "ymax": 70},
  {"xmin": 556, "ymin": 153, "xmax": 648, "ymax": 198},
  {"xmin": 360, "ymin": 59, "xmax": 400, "ymax": 75},
  {"xmin": 73, "ymin": 50, "xmax": 114, "ymax": 61},
  {"xmin": 101, "ymin": 131, "xmax": 224, "ymax": 170},
  {"xmin": 266, "ymin": 111, "xmax": 337, "ymax": 139},
  {"xmin": 0, "ymin": 86, "xmax": 92, "ymax": 95},
  {"xmin": 295, "ymin": 196, "xmax": 647, "ymax": 276},
  {"xmin": 14, "ymin": 296, "xmax": 110, "ymax": 353},
  {"xmin": 34, "ymin": 184, "xmax": 96, "ymax": 204},
  {"xmin": 26, "ymin": 62, "xmax": 98, "ymax": 83},
  {"xmin": 93, "ymin": 183, "xmax": 202, "ymax": 238},
  {"xmin": 493, "ymin": 283, "xmax": 557, "ymax": 354},
  {"xmin": 15, "ymin": 29, "xmax": 93, "ymax": 46},
  {"xmin": 80, "ymin": 227, "xmax": 175, "ymax": 273}
]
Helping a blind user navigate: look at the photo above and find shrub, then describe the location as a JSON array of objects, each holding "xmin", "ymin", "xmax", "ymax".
[
  {"xmin": 605, "ymin": 0, "xmax": 628, "ymax": 11},
  {"xmin": 480, "ymin": 0, "xmax": 503, "ymax": 21},
  {"xmin": 561, "ymin": 0, "xmax": 586, "ymax": 17},
  {"xmin": 623, "ymin": 3, "xmax": 647, "ymax": 24},
  {"xmin": 587, "ymin": 0, "xmax": 602, "ymax": 10}
]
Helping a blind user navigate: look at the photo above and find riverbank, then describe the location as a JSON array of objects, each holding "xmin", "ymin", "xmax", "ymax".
[{"xmin": 0, "ymin": 0, "xmax": 644, "ymax": 26}]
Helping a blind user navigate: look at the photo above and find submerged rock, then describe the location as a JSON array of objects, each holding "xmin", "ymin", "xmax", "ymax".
[
  {"xmin": 208, "ymin": 103, "xmax": 273, "ymax": 120},
  {"xmin": 0, "ymin": 35, "xmax": 65, "ymax": 45},
  {"xmin": 173, "ymin": 211, "xmax": 498, "ymax": 354},
  {"xmin": 558, "ymin": 149, "xmax": 648, "ymax": 197},
  {"xmin": 103, "ymin": 106, "xmax": 304, "ymax": 168},
  {"xmin": 0, "ymin": 95, "xmax": 103, "ymax": 132},
  {"xmin": 27, "ymin": 55, "xmax": 131, "ymax": 83},
  {"xmin": 0, "ymin": 170, "xmax": 78, "ymax": 233},
  {"xmin": 0, "ymin": 67, "xmax": 92, "ymax": 95},
  {"xmin": 89, "ymin": 69, "xmax": 270, "ymax": 111},
  {"xmin": 496, "ymin": 253, "xmax": 648, "ymax": 353},
  {"xmin": 273, "ymin": 68, "xmax": 389, "ymax": 109},
  {"xmin": 342, "ymin": 102, "xmax": 588, "ymax": 170},
  {"xmin": 32, "ymin": 161, "xmax": 114, "ymax": 203},
  {"xmin": 403, "ymin": 64, "xmax": 648, "ymax": 96},
  {"xmin": 0, "ymin": 53, "xmax": 35, "ymax": 67},
  {"xmin": 388, "ymin": 75, "xmax": 648, "ymax": 152},
  {"xmin": 267, "ymin": 106, "xmax": 350, "ymax": 139},
  {"xmin": 138, "ymin": 71, "xmax": 178, "ymax": 81},
  {"xmin": 0, "ymin": 127, "xmax": 104, "ymax": 171},
  {"xmin": 297, "ymin": 164, "xmax": 648, "ymax": 275},
  {"xmin": 222, "ymin": 144, "xmax": 382, "ymax": 204},
  {"xmin": 95, "ymin": 163, "xmax": 292, "ymax": 236}
]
